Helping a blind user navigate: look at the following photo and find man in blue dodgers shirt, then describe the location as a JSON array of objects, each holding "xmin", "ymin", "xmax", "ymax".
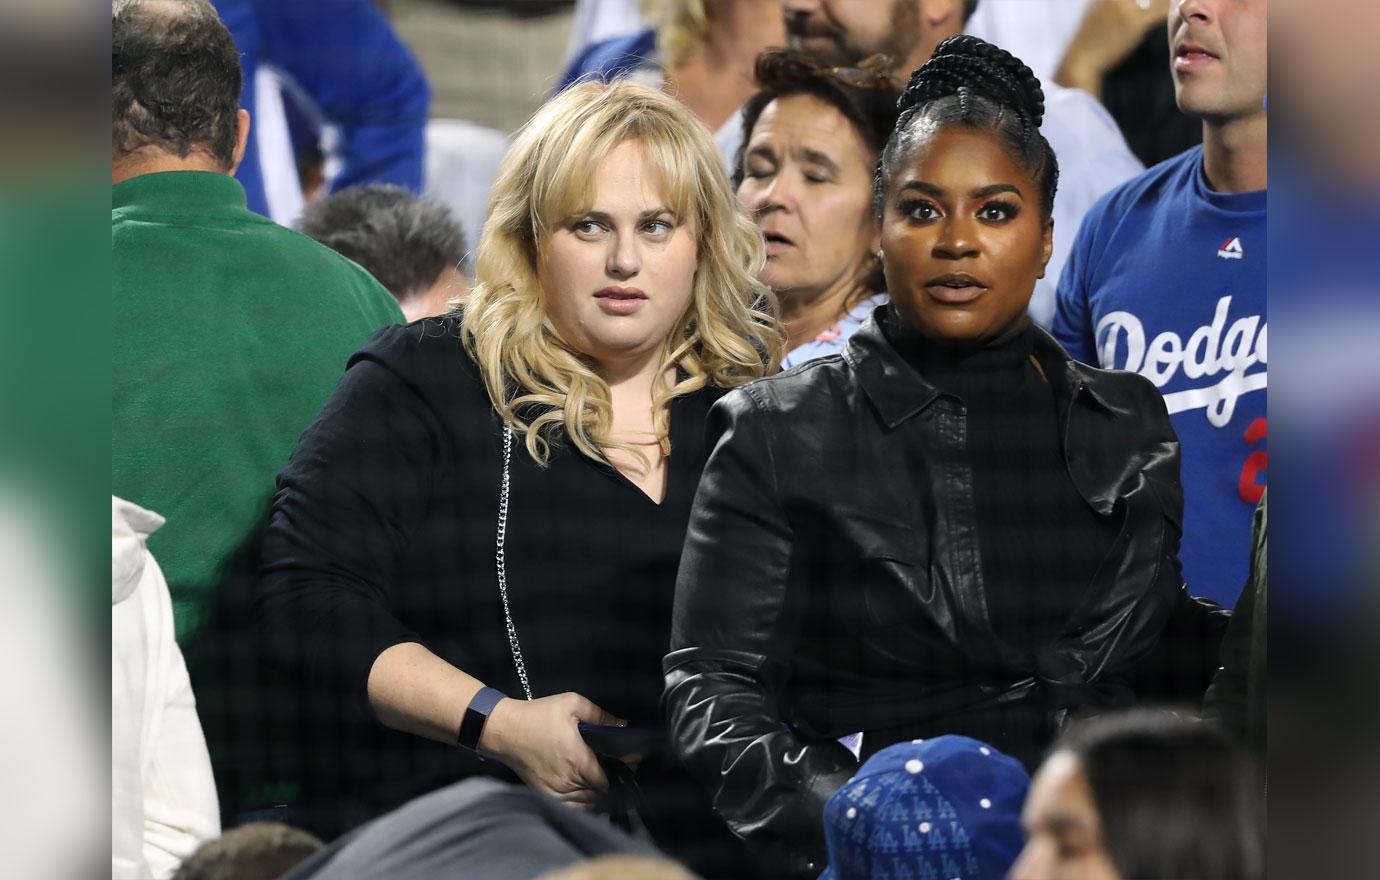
[{"xmin": 1052, "ymin": 0, "xmax": 1266, "ymax": 607}]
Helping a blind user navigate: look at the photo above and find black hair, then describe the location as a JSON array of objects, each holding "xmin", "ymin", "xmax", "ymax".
[
  {"xmin": 963, "ymin": 0, "xmax": 980, "ymax": 22},
  {"xmin": 1055, "ymin": 711, "xmax": 1264, "ymax": 880},
  {"xmin": 298, "ymin": 185, "xmax": 467, "ymax": 304},
  {"xmin": 112, "ymin": 0, "xmax": 243, "ymax": 167},
  {"xmin": 734, "ymin": 48, "xmax": 902, "ymax": 189},
  {"xmin": 876, "ymin": 34, "xmax": 1059, "ymax": 221}
]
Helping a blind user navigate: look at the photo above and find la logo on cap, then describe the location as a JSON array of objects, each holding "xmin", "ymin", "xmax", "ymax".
[{"xmin": 1218, "ymin": 237, "xmax": 1244, "ymax": 260}]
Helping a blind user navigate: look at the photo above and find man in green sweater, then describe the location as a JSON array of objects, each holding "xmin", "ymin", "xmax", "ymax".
[
  {"xmin": 112, "ymin": 0, "xmax": 402, "ymax": 818},
  {"xmin": 113, "ymin": 0, "xmax": 402, "ymax": 641}
]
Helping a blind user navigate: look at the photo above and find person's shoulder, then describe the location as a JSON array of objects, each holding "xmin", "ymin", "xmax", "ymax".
[
  {"xmin": 719, "ymin": 354, "xmax": 855, "ymax": 416},
  {"xmin": 560, "ymin": 28, "xmax": 657, "ymax": 88},
  {"xmin": 350, "ymin": 313, "xmax": 481, "ymax": 395},
  {"xmin": 1044, "ymin": 84, "xmax": 1127, "ymax": 143},
  {"xmin": 259, "ymin": 219, "xmax": 376, "ymax": 282},
  {"xmin": 1066, "ymin": 347, "xmax": 1173, "ymax": 426},
  {"xmin": 256, "ymin": 221, "xmax": 405, "ymax": 319},
  {"xmin": 1105, "ymin": 145, "xmax": 1204, "ymax": 208},
  {"xmin": 1042, "ymin": 85, "xmax": 1143, "ymax": 173},
  {"xmin": 1080, "ymin": 145, "xmax": 1204, "ymax": 229},
  {"xmin": 355, "ymin": 312, "xmax": 465, "ymax": 364}
]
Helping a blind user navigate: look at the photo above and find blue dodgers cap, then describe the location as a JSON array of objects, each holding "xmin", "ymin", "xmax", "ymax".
[{"xmin": 818, "ymin": 736, "xmax": 1030, "ymax": 880}]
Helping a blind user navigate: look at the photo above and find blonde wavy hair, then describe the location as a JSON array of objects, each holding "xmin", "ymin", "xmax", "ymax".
[
  {"xmin": 642, "ymin": 0, "xmax": 710, "ymax": 69},
  {"xmin": 460, "ymin": 80, "xmax": 781, "ymax": 467}
]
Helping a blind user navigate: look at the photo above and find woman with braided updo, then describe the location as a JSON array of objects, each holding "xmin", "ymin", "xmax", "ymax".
[{"xmin": 665, "ymin": 36, "xmax": 1226, "ymax": 877}]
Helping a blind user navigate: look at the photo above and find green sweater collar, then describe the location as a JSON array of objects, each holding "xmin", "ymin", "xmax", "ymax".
[{"xmin": 112, "ymin": 171, "xmax": 248, "ymax": 215}]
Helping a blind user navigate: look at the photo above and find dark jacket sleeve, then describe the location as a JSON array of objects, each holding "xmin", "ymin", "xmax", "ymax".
[
  {"xmin": 663, "ymin": 387, "xmax": 856, "ymax": 879},
  {"xmin": 1111, "ymin": 378, "xmax": 1232, "ymax": 704},
  {"xmin": 255, "ymin": 326, "xmax": 447, "ymax": 721},
  {"xmin": 1046, "ymin": 371, "xmax": 1226, "ymax": 710},
  {"xmin": 1203, "ymin": 492, "xmax": 1266, "ymax": 758}
]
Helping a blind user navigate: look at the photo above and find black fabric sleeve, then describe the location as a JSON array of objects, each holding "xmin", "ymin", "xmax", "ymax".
[
  {"xmin": 1203, "ymin": 493, "xmax": 1266, "ymax": 756},
  {"xmin": 662, "ymin": 387, "xmax": 856, "ymax": 879},
  {"xmin": 1043, "ymin": 376, "xmax": 1217, "ymax": 709},
  {"xmin": 255, "ymin": 326, "xmax": 449, "ymax": 722},
  {"xmin": 1126, "ymin": 380, "xmax": 1232, "ymax": 703}
]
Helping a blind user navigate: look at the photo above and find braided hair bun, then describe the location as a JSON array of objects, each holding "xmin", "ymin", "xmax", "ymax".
[
  {"xmin": 899, "ymin": 35, "xmax": 1046, "ymax": 132},
  {"xmin": 876, "ymin": 36, "xmax": 1060, "ymax": 220}
]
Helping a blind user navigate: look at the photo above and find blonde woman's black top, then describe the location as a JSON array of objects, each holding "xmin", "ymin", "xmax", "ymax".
[{"xmin": 254, "ymin": 315, "xmax": 734, "ymax": 869}]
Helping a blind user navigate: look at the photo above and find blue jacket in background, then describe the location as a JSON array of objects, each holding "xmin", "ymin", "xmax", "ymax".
[
  {"xmin": 558, "ymin": 28, "xmax": 657, "ymax": 92},
  {"xmin": 214, "ymin": 0, "xmax": 431, "ymax": 218}
]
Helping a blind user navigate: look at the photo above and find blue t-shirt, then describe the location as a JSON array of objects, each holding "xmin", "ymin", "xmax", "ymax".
[{"xmin": 1052, "ymin": 145, "xmax": 1266, "ymax": 606}]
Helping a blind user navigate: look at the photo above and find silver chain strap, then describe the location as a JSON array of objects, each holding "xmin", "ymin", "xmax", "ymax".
[{"xmin": 496, "ymin": 425, "xmax": 533, "ymax": 701}]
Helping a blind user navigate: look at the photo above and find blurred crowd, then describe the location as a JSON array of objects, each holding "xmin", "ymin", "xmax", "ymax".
[{"xmin": 111, "ymin": 2, "xmax": 1270, "ymax": 879}]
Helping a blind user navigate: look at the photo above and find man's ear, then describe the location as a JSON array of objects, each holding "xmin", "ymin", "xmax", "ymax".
[
  {"xmin": 228, "ymin": 108, "xmax": 251, "ymax": 175},
  {"xmin": 923, "ymin": 0, "xmax": 960, "ymax": 29},
  {"xmin": 1037, "ymin": 218, "xmax": 1054, "ymax": 279}
]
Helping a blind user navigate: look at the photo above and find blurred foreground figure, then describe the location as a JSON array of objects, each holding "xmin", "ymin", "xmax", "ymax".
[
  {"xmin": 113, "ymin": 497, "xmax": 220, "ymax": 879},
  {"xmin": 174, "ymin": 822, "xmax": 322, "ymax": 880},
  {"xmin": 1053, "ymin": 0, "xmax": 1268, "ymax": 607},
  {"xmin": 1012, "ymin": 710, "xmax": 1263, "ymax": 880},
  {"xmin": 280, "ymin": 779, "xmax": 668, "ymax": 880},
  {"xmin": 299, "ymin": 184, "xmax": 469, "ymax": 321},
  {"xmin": 819, "ymin": 737, "xmax": 1029, "ymax": 880},
  {"xmin": 0, "ymin": 496, "xmax": 103, "ymax": 880}
]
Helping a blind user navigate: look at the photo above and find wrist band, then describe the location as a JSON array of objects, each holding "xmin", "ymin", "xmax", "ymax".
[{"xmin": 457, "ymin": 686, "xmax": 506, "ymax": 753}]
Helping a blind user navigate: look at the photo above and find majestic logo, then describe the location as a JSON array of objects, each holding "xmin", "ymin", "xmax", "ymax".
[
  {"xmin": 1218, "ymin": 237, "xmax": 1244, "ymax": 260},
  {"xmin": 1095, "ymin": 295, "xmax": 1266, "ymax": 427}
]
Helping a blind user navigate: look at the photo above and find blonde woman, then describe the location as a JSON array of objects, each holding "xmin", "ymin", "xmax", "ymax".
[{"xmin": 255, "ymin": 81, "xmax": 779, "ymax": 873}]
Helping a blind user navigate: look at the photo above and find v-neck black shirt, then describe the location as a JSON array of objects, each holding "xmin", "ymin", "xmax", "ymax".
[{"xmin": 257, "ymin": 316, "xmax": 725, "ymax": 836}]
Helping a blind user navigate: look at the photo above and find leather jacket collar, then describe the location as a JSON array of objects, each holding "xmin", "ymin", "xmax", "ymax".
[
  {"xmin": 844, "ymin": 305, "xmax": 1127, "ymax": 516},
  {"xmin": 845, "ymin": 305, "xmax": 1113, "ymax": 424}
]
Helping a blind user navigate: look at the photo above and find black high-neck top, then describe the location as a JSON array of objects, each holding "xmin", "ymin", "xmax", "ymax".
[{"xmin": 882, "ymin": 312, "xmax": 1120, "ymax": 656}]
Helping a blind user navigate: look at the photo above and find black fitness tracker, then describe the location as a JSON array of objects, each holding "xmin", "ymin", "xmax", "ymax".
[{"xmin": 456, "ymin": 686, "xmax": 506, "ymax": 753}]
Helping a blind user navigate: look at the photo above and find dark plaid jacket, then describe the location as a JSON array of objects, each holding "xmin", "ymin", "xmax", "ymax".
[{"xmin": 664, "ymin": 309, "xmax": 1226, "ymax": 877}]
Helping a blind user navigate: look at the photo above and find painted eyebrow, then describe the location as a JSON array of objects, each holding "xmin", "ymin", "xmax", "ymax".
[
  {"xmin": 576, "ymin": 208, "xmax": 677, "ymax": 224},
  {"xmin": 897, "ymin": 181, "xmax": 1024, "ymax": 199}
]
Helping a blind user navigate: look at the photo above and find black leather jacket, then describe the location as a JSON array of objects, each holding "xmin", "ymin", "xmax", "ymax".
[{"xmin": 663, "ymin": 313, "xmax": 1226, "ymax": 877}]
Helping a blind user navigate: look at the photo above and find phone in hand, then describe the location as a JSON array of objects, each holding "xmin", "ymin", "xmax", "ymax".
[{"xmin": 576, "ymin": 723, "xmax": 666, "ymax": 759}]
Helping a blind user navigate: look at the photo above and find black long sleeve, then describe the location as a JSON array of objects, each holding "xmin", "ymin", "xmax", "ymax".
[
  {"xmin": 256, "ymin": 350, "xmax": 443, "ymax": 721},
  {"xmin": 665, "ymin": 387, "xmax": 858, "ymax": 879},
  {"xmin": 252, "ymin": 317, "xmax": 732, "ymax": 847}
]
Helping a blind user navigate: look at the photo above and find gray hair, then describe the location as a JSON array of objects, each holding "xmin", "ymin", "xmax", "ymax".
[{"xmin": 298, "ymin": 185, "xmax": 468, "ymax": 304}]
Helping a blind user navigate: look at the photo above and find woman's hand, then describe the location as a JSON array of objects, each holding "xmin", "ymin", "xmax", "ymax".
[{"xmin": 477, "ymin": 692, "xmax": 624, "ymax": 808}]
